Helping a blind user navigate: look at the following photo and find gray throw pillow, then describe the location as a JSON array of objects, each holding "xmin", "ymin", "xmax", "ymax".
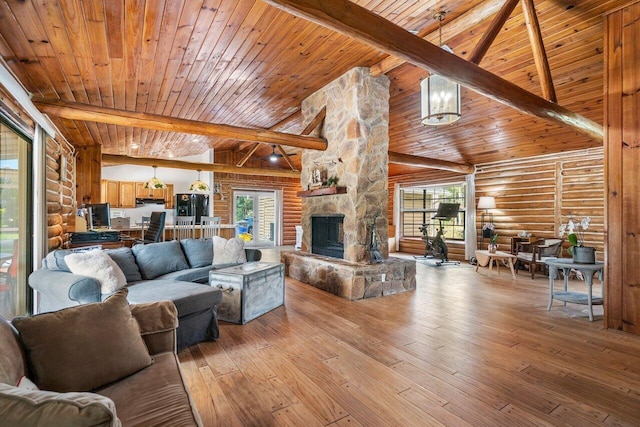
[
  {"xmin": 131, "ymin": 240, "xmax": 189, "ymax": 280},
  {"xmin": 105, "ymin": 247, "xmax": 142, "ymax": 283},
  {"xmin": 180, "ymin": 238, "xmax": 213, "ymax": 268}
]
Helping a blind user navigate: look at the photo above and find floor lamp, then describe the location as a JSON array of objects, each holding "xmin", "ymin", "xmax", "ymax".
[{"xmin": 478, "ymin": 196, "xmax": 496, "ymax": 248}]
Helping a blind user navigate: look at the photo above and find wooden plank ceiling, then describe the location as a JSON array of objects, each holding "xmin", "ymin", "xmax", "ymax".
[{"xmin": 0, "ymin": 0, "xmax": 620, "ymax": 176}]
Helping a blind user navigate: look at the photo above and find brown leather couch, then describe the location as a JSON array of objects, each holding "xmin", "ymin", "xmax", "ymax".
[{"xmin": 0, "ymin": 292, "xmax": 202, "ymax": 426}]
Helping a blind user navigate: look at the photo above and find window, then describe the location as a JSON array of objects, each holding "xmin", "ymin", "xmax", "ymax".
[
  {"xmin": 400, "ymin": 183, "xmax": 466, "ymax": 240},
  {"xmin": 0, "ymin": 116, "xmax": 33, "ymax": 318}
]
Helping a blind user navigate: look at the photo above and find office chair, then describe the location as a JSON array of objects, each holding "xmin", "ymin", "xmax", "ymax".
[{"xmin": 143, "ymin": 212, "xmax": 166, "ymax": 244}]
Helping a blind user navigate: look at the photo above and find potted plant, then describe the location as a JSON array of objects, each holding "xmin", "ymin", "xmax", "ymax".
[
  {"xmin": 488, "ymin": 233, "xmax": 499, "ymax": 253},
  {"xmin": 559, "ymin": 215, "xmax": 595, "ymax": 263}
]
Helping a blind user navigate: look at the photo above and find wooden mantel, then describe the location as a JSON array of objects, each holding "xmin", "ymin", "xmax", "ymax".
[{"xmin": 296, "ymin": 186, "xmax": 347, "ymax": 197}]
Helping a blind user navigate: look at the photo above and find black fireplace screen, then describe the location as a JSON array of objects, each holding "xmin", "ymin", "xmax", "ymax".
[{"xmin": 311, "ymin": 215, "xmax": 345, "ymax": 258}]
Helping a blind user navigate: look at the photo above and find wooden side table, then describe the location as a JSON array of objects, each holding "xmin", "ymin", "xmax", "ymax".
[{"xmin": 475, "ymin": 250, "xmax": 517, "ymax": 279}]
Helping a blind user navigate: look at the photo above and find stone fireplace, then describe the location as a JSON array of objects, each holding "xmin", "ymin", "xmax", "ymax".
[{"xmin": 281, "ymin": 67, "xmax": 416, "ymax": 300}]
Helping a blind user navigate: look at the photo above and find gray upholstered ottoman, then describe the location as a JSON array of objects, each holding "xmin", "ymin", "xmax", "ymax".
[{"xmin": 125, "ymin": 280, "xmax": 222, "ymax": 350}]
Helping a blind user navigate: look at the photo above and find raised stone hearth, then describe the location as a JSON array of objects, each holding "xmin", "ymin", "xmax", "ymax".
[{"xmin": 281, "ymin": 251, "xmax": 416, "ymax": 300}]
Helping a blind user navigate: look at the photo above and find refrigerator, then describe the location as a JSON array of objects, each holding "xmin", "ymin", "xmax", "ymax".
[{"xmin": 176, "ymin": 193, "xmax": 209, "ymax": 224}]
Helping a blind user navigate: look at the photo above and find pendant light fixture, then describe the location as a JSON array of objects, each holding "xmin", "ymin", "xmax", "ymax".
[
  {"xmin": 421, "ymin": 11, "xmax": 461, "ymax": 126},
  {"xmin": 189, "ymin": 169, "xmax": 210, "ymax": 192},
  {"xmin": 143, "ymin": 166, "xmax": 167, "ymax": 189}
]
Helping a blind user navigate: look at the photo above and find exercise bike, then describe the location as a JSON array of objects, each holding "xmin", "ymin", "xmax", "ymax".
[{"xmin": 414, "ymin": 203, "xmax": 461, "ymax": 266}]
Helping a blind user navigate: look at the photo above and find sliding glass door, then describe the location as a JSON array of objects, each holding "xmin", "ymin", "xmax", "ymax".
[
  {"xmin": 233, "ymin": 190, "xmax": 278, "ymax": 247},
  {"xmin": 0, "ymin": 117, "xmax": 33, "ymax": 318}
]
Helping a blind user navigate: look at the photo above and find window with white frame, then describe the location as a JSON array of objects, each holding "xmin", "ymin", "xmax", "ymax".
[{"xmin": 400, "ymin": 182, "xmax": 466, "ymax": 240}]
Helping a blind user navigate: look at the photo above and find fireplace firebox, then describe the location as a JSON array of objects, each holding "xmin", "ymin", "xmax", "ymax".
[{"xmin": 311, "ymin": 215, "xmax": 344, "ymax": 259}]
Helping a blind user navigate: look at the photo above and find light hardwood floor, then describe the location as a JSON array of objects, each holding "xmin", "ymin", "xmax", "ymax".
[{"xmin": 179, "ymin": 256, "xmax": 640, "ymax": 426}]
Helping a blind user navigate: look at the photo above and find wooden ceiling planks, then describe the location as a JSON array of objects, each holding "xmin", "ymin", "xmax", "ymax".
[{"xmin": 0, "ymin": 0, "xmax": 621, "ymax": 175}]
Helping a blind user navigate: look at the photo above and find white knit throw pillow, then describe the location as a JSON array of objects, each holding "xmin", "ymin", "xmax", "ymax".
[
  {"xmin": 64, "ymin": 249, "xmax": 127, "ymax": 294},
  {"xmin": 212, "ymin": 236, "xmax": 247, "ymax": 266}
]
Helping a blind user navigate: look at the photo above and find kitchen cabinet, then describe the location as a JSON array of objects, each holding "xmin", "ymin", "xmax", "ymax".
[
  {"xmin": 101, "ymin": 180, "xmax": 119, "ymax": 207},
  {"xmin": 119, "ymin": 181, "xmax": 136, "ymax": 208}
]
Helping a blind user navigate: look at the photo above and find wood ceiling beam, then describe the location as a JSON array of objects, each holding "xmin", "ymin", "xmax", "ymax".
[
  {"xmin": 370, "ymin": 0, "xmax": 507, "ymax": 77},
  {"xmin": 521, "ymin": 0, "xmax": 557, "ymax": 102},
  {"xmin": 388, "ymin": 151, "xmax": 474, "ymax": 174},
  {"xmin": 469, "ymin": 0, "xmax": 520, "ymax": 65},
  {"xmin": 103, "ymin": 154, "xmax": 301, "ymax": 179},
  {"xmin": 275, "ymin": 145, "xmax": 298, "ymax": 171},
  {"xmin": 264, "ymin": 0, "xmax": 603, "ymax": 142},
  {"xmin": 32, "ymin": 97, "xmax": 328, "ymax": 151}
]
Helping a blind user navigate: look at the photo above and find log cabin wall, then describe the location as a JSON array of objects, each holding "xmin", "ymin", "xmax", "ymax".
[
  {"xmin": 475, "ymin": 149, "xmax": 604, "ymax": 258},
  {"xmin": 45, "ymin": 136, "xmax": 75, "ymax": 251},
  {"xmin": 213, "ymin": 150, "xmax": 301, "ymax": 245},
  {"xmin": 388, "ymin": 148, "xmax": 604, "ymax": 261},
  {"xmin": 604, "ymin": 1, "xmax": 640, "ymax": 333}
]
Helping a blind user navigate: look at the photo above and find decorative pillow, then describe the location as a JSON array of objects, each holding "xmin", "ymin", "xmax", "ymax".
[
  {"xmin": 0, "ymin": 383, "xmax": 120, "ymax": 427},
  {"xmin": 43, "ymin": 246, "xmax": 102, "ymax": 271},
  {"xmin": 64, "ymin": 249, "xmax": 127, "ymax": 294},
  {"xmin": 180, "ymin": 238, "xmax": 213, "ymax": 268},
  {"xmin": 12, "ymin": 290, "xmax": 152, "ymax": 392},
  {"xmin": 105, "ymin": 247, "xmax": 142, "ymax": 283},
  {"xmin": 131, "ymin": 240, "xmax": 189, "ymax": 280},
  {"xmin": 212, "ymin": 236, "xmax": 247, "ymax": 266}
]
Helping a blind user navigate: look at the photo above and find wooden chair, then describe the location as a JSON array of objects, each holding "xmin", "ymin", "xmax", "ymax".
[
  {"xmin": 515, "ymin": 238, "xmax": 564, "ymax": 279},
  {"xmin": 174, "ymin": 215, "xmax": 195, "ymax": 241},
  {"xmin": 200, "ymin": 216, "xmax": 221, "ymax": 238}
]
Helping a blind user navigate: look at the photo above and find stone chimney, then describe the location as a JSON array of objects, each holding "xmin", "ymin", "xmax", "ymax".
[{"xmin": 300, "ymin": 68, "xmax": 390, "ymax": 264}]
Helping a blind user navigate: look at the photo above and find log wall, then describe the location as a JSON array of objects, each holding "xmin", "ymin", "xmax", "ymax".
[
  {"xmin": 388, "ymin": 149, "xmax": 604, "ymax": 261},
  {"xmin": 475, "ymin": 149, "xmax": 605, "ymax": 258},
  {"xmin": 45, "ymin": 136, "xmax": 75, "ymax": 251}
]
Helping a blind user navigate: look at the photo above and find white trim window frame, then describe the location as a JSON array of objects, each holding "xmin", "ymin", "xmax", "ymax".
[{"xmin": 399, "ymin": 182, "xmax": 467, "ymax": 241}]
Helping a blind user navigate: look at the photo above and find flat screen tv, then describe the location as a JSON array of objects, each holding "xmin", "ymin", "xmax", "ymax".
[{"xmin": 86, "ymin": 203, "xmax": 111, "ymax": 229}]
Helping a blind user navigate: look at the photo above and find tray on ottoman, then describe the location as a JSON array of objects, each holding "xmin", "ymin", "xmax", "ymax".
[{"xmin": 209, "ymin": 262, "xmax": 285, "ymax": 324}]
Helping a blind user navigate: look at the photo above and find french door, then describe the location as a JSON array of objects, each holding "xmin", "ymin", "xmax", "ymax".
[{"xmin": 233, "ymin": 189, "xmax": 279, "ymax": 247}]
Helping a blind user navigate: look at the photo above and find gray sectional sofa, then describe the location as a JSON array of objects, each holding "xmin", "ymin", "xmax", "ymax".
[{"xmin": 28, "ymin": 239, "xmax": 261, "ymax": 350}]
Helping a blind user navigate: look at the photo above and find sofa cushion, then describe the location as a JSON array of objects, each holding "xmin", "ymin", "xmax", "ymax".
[
  {"xmin": 96, "ymin": 352, "xmax": 201, "ymax": 426},
  {"xmin": 0, "ymin": 383, "xmax": 120, "ymax": 427},
  {"xmin": 64, "ymin": 250, "xmax": 127, "ymax": 295},
  {"xmin": 0, "ymin": 317, "xmax": 26, "ymax": 387},
  {"xmin": 126, "ymin": 280, "xmax": 220, "ymax": 317},
  {"xmin": 105, "ymin": 247, "xmax": 143, "ymax": 283},
  {"xmin": 212, "ymin": 236, "xmax": 247, "ymax": 266},
  {"xmin": 11, "ymin": 290, "xmax": 152, "ymax": 392},
  {"xmin": 132, "ymin": 240, "xmax": 189, "ymax": 280},
  {"xmin": 180, "ymin": 238, "xmax": 213, "ymax": 268},
  {"xmin": 158, "ymin": 265, "xmax": 216, "ymax": 284}
]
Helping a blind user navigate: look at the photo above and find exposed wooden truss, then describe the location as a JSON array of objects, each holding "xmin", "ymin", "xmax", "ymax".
[
  {"xmin": 521, "ymin": 0, "xmax": 557, "ymax": 102},
  {"xmin": 469, "ymin": 0, "xmax": 520, "ymax": 65},
  {"xmin": 388, "ymin": 152, "xmax": 474, "ymax": 174},
  {"xmin": 264, "ymin": 0, "xmax": 602, "ymax": 142},
  {"xmin": 33, "ymin": 97, "xmax": 327, "ymax": 151}
]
